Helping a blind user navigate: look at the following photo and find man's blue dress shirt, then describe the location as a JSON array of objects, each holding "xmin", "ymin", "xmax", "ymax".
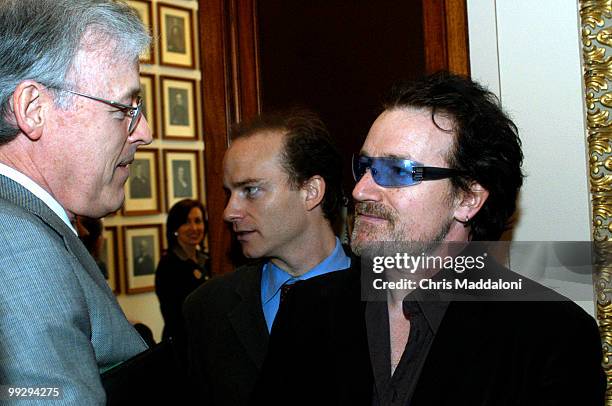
[{"xmin": 261, "ymin": 237, "xmax": 351, "ymax": 332}]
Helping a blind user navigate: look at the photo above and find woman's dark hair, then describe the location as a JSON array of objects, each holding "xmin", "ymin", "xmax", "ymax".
[
  {"xmin": 166, "ymin": 199, "xmax": 208, "ymax": 249},
  {"xmin": 383, "ymin": 71, "xmax": 524, "ymax": 240}
]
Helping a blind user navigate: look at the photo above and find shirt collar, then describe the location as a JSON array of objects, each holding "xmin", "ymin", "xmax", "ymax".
[
  {"xmin": 261, "ymin": 237, "xmax": 351, "ymax": 305},
  {"xmin": 402, "ymin": 299, "xmax": 449, "ymax": 334},
  {"xmin": 0, "ymin": 162, "xmax": 76, "ymax": 234}
]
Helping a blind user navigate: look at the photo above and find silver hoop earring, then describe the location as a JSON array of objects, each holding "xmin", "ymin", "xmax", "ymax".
[{"xmin": 455, "ymin": 216, "xmax": 470, "ymax": 225}]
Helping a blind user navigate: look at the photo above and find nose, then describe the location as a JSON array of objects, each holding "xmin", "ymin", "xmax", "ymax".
[
  {"xmin": 129, "ymin": 114, "xmax": 153, "ymax": 145},
  {"xmin": 223, "ymin": 194, "xmax": 244, "ymax": 223},
  {"xmin": 352, "ymin": 169, "xmax": 382, "ymax": 202}
]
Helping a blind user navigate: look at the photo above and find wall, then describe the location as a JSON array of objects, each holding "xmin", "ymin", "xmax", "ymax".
[
  {"xmin": 104, "ymin": 0, "xmax": 205, "ymax": 343},
  {"xmin": 467, "ymin": 0, "xmax": 595, "ymax": 314},
  {"xmin": 118, "ymin": 1, "xmax": 596, "ymax": 332},
  {"xmin": 257, "ymin": 0, "xmax": 426, "ymax": 194}
]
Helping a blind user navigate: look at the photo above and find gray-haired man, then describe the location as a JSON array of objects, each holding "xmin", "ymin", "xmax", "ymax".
[{"xmin": 0, "ymin": 0, "xmax": 152, "ymax": 403}]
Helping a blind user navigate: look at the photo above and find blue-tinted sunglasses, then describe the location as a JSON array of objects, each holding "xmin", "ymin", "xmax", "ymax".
[{"xmin": 352, "ymin": 154, "xmax": 462, "ymax": 188}]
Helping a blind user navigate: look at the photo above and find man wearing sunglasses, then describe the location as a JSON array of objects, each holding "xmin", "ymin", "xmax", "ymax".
[
  {"xmin": 0, "ymin": 0, "xmax": 152, "ymax": 403},
  {"xmin": 255, "ymin": 73, "xmax": 605, "ymax": 406},
  {"xmin": 350, "ymin": 72, "xmax": 605, "ymax": 405}
]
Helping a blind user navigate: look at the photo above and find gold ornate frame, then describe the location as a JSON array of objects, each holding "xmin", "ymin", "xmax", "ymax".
[{"xmin": 580, "ymin": 0, "xmax": 612, "ymax": 400}]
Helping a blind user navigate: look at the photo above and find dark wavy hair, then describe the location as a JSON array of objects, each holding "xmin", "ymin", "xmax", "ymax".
[
  {"xmin": 231, "ymin": 108, "xmax": 344, "ymax": 221},
  {"xmin": 166, "ymin": 199, "xmax": 208, "ymax": 250},
  {"xmin": 383, "ymin": 71, "xmax": 524, "ymax": 241}
]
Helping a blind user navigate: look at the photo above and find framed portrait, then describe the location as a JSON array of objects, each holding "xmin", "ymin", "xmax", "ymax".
[
  {"xmin": 101, "ymin": 226, "xmax": 120, "ymax": 294},
  {"xmin": 127, "ymin": 0, "xmax": 154, "ymax": 64},
  {"xmin": 164, "ymin": 149, "xmax": 201, "ymax": 209},
  {"xmin": 158, "ymin": 3, "xmax": 195, "ymax": 68},
  {"xmin": 140, "ymin": 74, "xmax": 157, "ymax": 138},
  {"xmin": 124, "ymin": 224, "xmax": 162, "ymax": 294},
  {"xmin": 123, "ymin": 148, "xmax": 161, "ymax": 216},
  {"xmin": 160, "ymin": 76, "xmax": 198, "ymax": 140}
]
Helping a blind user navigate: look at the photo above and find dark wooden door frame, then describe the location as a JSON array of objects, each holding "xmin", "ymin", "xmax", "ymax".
[
  {"xmin": 423, "ymin": 0, "xmax": 470, "ymax": 75},
  {"xmin": 199, "ymin": 0, "xmax": 260, "ymax": 275},
  {"xmin": 198, "ymin": 0, "xmax": 469, "ymax": 275}
]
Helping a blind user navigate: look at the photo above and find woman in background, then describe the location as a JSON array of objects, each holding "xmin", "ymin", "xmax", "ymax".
[{"xmin": 155, "ymin": 199, "xmax": 210, "ymax": 342}]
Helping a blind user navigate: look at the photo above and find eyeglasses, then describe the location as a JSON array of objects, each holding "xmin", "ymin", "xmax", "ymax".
[
  {"xmin": 352, "ymin": 154, "xmax": 462, "ymax": 188},
  {"xmin": 50, "ymin": 87, "xmax": 143, "ymax": 133}
]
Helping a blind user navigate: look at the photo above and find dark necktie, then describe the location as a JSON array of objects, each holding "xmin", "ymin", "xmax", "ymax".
[{"xmin": 279, "ymin": 280, "xmax": 300, "ymax": 304}]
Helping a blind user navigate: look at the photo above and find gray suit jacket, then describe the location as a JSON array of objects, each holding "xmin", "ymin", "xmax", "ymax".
[{"xmin": 0, "ymin": 174, "xmax": 147, "ymax": 404}]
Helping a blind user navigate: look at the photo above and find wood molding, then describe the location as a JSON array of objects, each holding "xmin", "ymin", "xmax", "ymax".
[
  {"xmin": 445, "ymin": 0, "xmax": 470, "ymax": 75},
  {"xmin": 423, "ymin": 0, "xmax": 448, "ymax": 73},
  {"xmin": 199, "ymin": 0, "xmax": 233, "ymax": 275},
  {"xmin": 423, "ymin": 0, "xmax": 470, "ymax": 75},
  {"xmin": 199, "ymin": 0, "xmax": 261, "ymax": 275},
  {"xmin": 229, "ymin": 0, "xmax": 261, "ymax": 122}
]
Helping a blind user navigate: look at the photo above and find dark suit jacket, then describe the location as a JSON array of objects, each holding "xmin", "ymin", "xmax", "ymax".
[
  {"xmin": 404, "ymin": 300, "xmax": 604, "ymax": 406},
  {"xmin": 250, "ymin": 252, "xmax": 605, "ymax": 406},
  {"xmin": 367, "ymin": 260, "xmax": 606, "ymax": 406},
  {"xmin": 183, "ymin": 261, "xmax": 268, "ymax": 406},
  {"xmin": 251, "ymin": 263, "xmax": 373, "ymax": 406}
]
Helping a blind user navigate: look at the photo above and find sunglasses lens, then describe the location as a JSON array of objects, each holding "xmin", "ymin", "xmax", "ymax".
[
  {"xmin": 352, "ymin": 155, "xmax": 373, "ymax": 183},
  {"xmin": 353, "ymin": 155, "xmax": 416, "ymax": 187},
  {"xmin": 378, "ymin": 159, "xmax": 415, "ymax": 187}
]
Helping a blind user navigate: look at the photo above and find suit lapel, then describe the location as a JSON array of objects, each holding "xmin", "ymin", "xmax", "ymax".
[
  {"xmin": 228, "ymin": 265, "xmax": 269, "ymax": 369},
  {"xmin": 0, "ymin": 174, "xmax": 113, "ymax": 296},
  {"xmin": 366, "ymin": 300, "xmax": 392, "ymax": 397}
]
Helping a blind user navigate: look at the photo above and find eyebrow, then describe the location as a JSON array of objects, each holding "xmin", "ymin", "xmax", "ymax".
[
  {"xmin": 359, "ymin": 150, "xmax": 415, "ymax": 161},
  {"xmin": 116, "ymin": 86, "xmax": 142, "ymax": 104},
  {"xmin": 232, "ymin": 178, "xmax": 264, "ymax": 188}
]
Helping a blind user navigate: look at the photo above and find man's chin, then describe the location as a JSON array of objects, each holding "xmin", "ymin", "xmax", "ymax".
[
  {"xmin": 95, "ymin": 192, "xmax": 125, "ymax": 218},
  {"xmin": 241, "ymin": 250, "xmax": 259, "ymax": 259},
  {"xmin": 350, "ymin": 238, "xmax": 370, "ymax": 257},
  {"xmin": 350, "ymin": 227, "xmax": 385, "ymax": 256},
  {"xmin": 239, "ymin": 242, "xmax": 257, "ymax": 259},
  {"xmin": 110, "ymin": 191, "xmax": 125, "ymax": 212},
  {"xmin": 240, "ymin": 243, "xmax": 271, "ymax": 260}
]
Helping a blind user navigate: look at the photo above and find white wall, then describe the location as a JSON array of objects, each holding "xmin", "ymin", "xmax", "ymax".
[
  {"xmin": 467, "ymin": 0, "xmax": 591, "ymax": 242},
  {"xmin": 117, "ymin": 292, "xmax": 164, "ymax": 342},
  {"xmin": 467, "ymin": 0, "xmax": 595, "ymax": 315}
]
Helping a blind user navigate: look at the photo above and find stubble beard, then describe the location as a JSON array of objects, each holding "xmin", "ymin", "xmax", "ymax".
[{"xmin": 351, "ymin": 201, "xmax": 453, "ymax": 257}]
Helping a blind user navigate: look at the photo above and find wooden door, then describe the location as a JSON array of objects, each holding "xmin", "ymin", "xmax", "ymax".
[{"xmin": 198, "ymin": 0, "xmax": 469, "ymax": 275}]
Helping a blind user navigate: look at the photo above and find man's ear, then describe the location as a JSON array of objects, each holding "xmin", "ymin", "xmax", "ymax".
[
  {"xmin": 302, "ymin": 175, "xmax": 325, "ymax": 212},
  {"xmin": 12, "ymin": 81, "xmax": 48, "ymax": 141},
  {"xmin": 453, "ymin": 182, "xmax": 489, "ymax": 224}
]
